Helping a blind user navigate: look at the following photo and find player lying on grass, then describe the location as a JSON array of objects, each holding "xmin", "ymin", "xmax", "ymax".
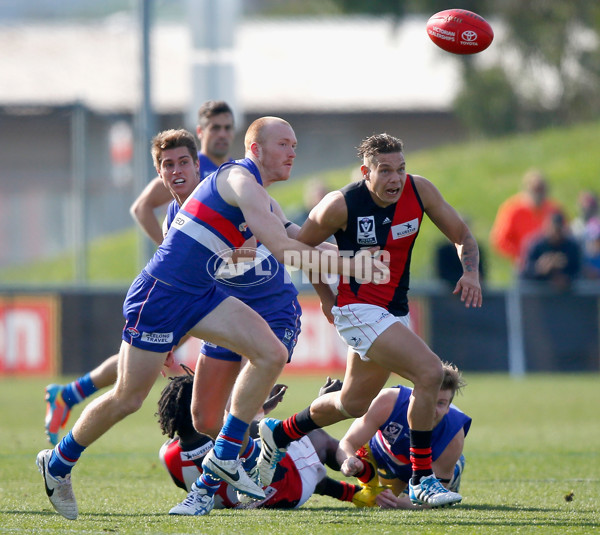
[
  {"xmin": 159, "ymin": 371, "xmax": 383, "ymax": 513},
  {"xmin": 334, "ymin": 361, "xmax": 471, "ymax": 509}
]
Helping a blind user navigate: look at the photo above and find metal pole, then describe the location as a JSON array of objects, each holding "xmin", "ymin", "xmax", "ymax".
[
  {"xmin": 506, "ymin": 283, "xmax": 526, "ymax": 377},
  {"xmin": 134, "ymin": 0, "xmax": 157, "ymax": 269},
  {"xmin": 71, "ymin": 102, "xmax": 87, "ymax": 283}
]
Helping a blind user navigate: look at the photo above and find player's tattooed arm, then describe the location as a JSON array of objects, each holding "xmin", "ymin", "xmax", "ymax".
[{"xmin": 459, "ymin": 231, "xmax": 480, "ymax": 274}]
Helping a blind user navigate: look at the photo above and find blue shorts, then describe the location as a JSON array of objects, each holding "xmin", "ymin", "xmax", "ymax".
[
  {"xmin": 200, "ymin": 297, "xmax": 302, "ymax": 363},
  {"xmin": 122, "ymin": 270, "xmax": 229, "ymax": 353}
]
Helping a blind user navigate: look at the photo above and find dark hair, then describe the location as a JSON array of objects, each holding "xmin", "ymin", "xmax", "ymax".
[
  {"xmin": 156, "ymin": 373, "xmax": 196, "ymax": 439},
  {"xmin": 151, "ymin": 129, "xmax": 198, "ymax": 170},
  {"xmin": 197, "ymin": 100, "xmax": 234, "ymax": 127},
  {"xmin": 357, "ymin": 133, "xmax": 403, "ymax": 161}
]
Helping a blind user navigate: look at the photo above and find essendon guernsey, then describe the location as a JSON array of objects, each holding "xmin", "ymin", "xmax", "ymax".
[{"xmin": 334, "ymin": 175, "xmax": 424, "ymax": 316}]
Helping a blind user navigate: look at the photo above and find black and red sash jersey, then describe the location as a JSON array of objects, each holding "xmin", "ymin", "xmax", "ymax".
[
  {"xmin": 334, "ymin": 175, "xmax": 424, "ymax": 316},
  {"xmin": 159, "ymin": 436, "xmax": 304, "ymax": 509}
]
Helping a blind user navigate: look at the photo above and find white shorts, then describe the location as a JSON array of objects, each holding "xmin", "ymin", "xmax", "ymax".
[
  {"xmin": 287, "ymin": 435, "xmax": 327, "ymax": 507},
  {"xmin": 332, "ymin": 303, "xmax": 411, "ymax": 361}
]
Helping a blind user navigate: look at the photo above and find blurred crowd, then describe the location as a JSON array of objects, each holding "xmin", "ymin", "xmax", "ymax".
[{"xmin": 487, "ymin": 169, "xmax": 599, "ymax": 289}]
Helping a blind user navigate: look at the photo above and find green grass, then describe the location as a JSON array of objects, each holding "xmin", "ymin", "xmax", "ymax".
[
  {"xmin": 0, "ymin": 372, "xmax": 598, "ymax": 534},
  {"xmin": 1, "ymin": 120, "xmax": 600, "ymax": 287}
]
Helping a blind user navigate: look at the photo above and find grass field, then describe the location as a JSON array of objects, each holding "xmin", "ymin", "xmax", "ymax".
[{"xmin": 0, "ymin": 372, "xmax": 598, "ymax": 534}]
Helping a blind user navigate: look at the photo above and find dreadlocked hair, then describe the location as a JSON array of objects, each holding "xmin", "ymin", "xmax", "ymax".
[{"xmin": 156, "ymin": 373, "xmax": 195, "ymax": 439}]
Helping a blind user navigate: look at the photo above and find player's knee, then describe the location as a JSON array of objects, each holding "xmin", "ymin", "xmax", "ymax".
[
  {"xmin": 416, "ymin": 355, "xmax": 444, "ymax": 391},
  {"xmin": 114, "ymin": 391, "xmax": 146, "ymax": 418},
  {"xmin": 255, "ymin": 340, "xmax": 288, "ymax": 370},
  {"xmin": 337, "ymin": 394, "xmax": 369, "ymax": 419},
  {"xmin": 192, "ymin": 412, "xmax": 221, "ymax": 437}
]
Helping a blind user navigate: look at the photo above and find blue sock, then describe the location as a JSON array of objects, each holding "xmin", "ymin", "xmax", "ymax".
[
  {"xmin": 194, "ymin": 473, "xmax": 221, "ymax": 497},
  {"xmin": 213, "ymin": 413, "xmax": 248, "ymax": 460},
  {"xmin": 61, "ymin": 373, "xmax": 98, "ymax": 408},
  {"xmin": 241, "ymin": 437, "xmax": 259, "ymax": 468},
  {"xmin": 49, "ymin": 431, "xmax": 86, "ymax": 477}
]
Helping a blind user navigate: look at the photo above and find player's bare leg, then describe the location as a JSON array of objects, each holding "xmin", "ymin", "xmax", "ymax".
[
  {"xmin": 72, "ymin": 343, "xmax": 168, "ymax": 445},
  {"xmin": 184, "ymin": 297, "xmax": 287, "ymax": 500},
  {"xmin": 191, "ymin": 354, "xmax": 241, "ymax": 438}
]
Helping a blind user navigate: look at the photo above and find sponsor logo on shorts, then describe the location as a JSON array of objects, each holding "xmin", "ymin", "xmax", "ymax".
[
  {"xmin": 141, "ymin": 331, "xmax": 174, "ymax": 344},
  {"xmin": 391, "ymin": 218, "xmax": 419, "ymax": 239},
  {"xmin": 376, "ymin": 312, "xmax": 391, "ymax": 323},
  {"xmin": 125, "ymin": 327, "xmax": 140, "ymax": 338},
  {"xmin": 350, "ymin": 336, "xmax": 362, "ymax": 347},
  {"xmin": 357, "ymin": 216, "xmax": 377, "ymax": 245}
]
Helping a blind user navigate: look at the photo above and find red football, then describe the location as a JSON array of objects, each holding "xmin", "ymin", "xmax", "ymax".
[{"xmin": 426, "ymin": 9, "xmax": 493, "ymax": 55}]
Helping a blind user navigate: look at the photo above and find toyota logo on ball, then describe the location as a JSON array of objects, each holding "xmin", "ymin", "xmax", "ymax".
[{"xmin": 461, "ymin": 30, "xmax": 477, "ymax": 41}]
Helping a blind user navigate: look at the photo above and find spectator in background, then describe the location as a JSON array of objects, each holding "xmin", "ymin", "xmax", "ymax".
[
  {"xmin": 581, "ymin": 219, "xmax": 600, "ymax": 280},
  {"xmin": 490, "ymin": 169, "xmax": 563, "ymax": 268},
  {"xmin": 571, "ymin": 190, "xmax": 599, "ymax": 246},
  {"xmin": 570, "ymin": 190, "xmax": 600, "ymax": 279},
  {"xmin": 520, "ymin": 212, "xmax": 581, "ymax": 290}
]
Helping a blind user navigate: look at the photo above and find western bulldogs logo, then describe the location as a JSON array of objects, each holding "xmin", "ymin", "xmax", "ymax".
[
  {"xmin": 125, "ymin": 327, "xmax": 140, "ymax": 338},
  {"xmin": 357, "ymin": 216, "xmax": 377, "ymax": 245}
]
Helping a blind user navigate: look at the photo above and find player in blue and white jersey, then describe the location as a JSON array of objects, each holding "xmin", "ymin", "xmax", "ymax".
[
  {"xmin": 336, "ymin": 361, "xmax": 471, "ymax": 509},
  {"xmin": 162, "ymin": 184, "xmax": 301, "ymax": 442},
  {"xmin": 44, "ymin": 100, "xmax": 236, "ymax": 446},
  {"xmin": 130, "ymin": 100, "xmax": 236, "ymax": 244},
  {"xmin": 37, "ymin": 119, "xmax": 382, "ymax": 520}
]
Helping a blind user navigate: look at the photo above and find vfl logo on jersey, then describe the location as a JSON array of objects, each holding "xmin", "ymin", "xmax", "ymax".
[
  {"xmin": 357, "ymin": 216, "xmax": 377, "ymax": 245},
  {"xmin": 141, "ymin": 331, "xmax": 174, "ymax": 344},
  {"xmin": 238, "ymin": 222, "xmax": 248, "ymax": 232},
  {"xmin": 391, "ymin": 218, "xmax": 419, "ymax": 240},
  {"xmin": 382, "ymin": 421, "xmax": 405, "ymax": 444}
]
